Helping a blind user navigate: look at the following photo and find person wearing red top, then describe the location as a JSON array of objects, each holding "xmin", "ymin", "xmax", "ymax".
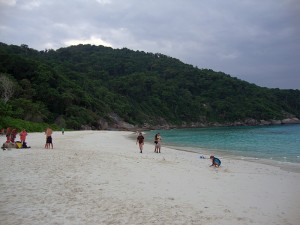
[
  {"xmin": 5, "ymin": 127, "xmax": 11, "ymax": 143},
  {"xmin": 20, "ymin": 129, "xmax": 28, "ymax": 143},
  {"xmin": 11, "ymin": 129, "xmax": 17, "ymax": 143}
]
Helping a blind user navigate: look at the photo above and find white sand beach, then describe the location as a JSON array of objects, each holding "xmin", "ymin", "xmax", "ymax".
[{"xmin": 0, "ymin": 131, "xmax": 300, "ymax": 225}]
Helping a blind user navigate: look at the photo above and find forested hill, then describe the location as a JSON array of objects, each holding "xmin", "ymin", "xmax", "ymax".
[{"xmin": 0, "ymin": 42, "xmax": 300, "ymax": 130}]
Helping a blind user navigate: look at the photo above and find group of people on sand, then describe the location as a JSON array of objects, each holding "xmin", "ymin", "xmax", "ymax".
[
  {"xmin": 136, "ymin": 131, "xmax": 221, "ymax": 167},
  {"xmin": 1, "ymin": 126, "xmax": 56, "ymax": 150},
  {"xmin": 1, "ymin": 127, "xmax": 29, "ymax": 149},
  {"xmin": 3, "ymin": 127, "xmax": 19, "ymax": 143},
  {"xmin": 5, "ymin": 127, "xmax": 28, "ymax": 144},
  {"xmin": 136, "ymin": 132, "xmax": 162, "ymax": 154}
]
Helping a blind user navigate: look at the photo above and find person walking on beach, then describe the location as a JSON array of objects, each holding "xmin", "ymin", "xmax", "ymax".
[
  {"xmin": 210, "ymin": 155, "xmax": 221, "ymax": 167},
  {"xmin": 154, "ymin": 133, "xmax": 162, "ymax": 153},
  {"xmin": 136, "ymin": 132, "xmax": 145, "ymax": 153},
  {"xmin": 45, "ymin": 127, "xmax": 53, "ymax": 149},
  {"xmin": 154, "ymin": 133, "xmax": 158, "ymax": 153}
]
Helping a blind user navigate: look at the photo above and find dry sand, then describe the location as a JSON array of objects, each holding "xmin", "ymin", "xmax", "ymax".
[{"xmin": 0, "ymin": 131, "xmax": 299, "ymax": 225}]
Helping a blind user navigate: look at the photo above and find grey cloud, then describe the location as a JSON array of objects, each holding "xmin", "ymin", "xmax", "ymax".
[{"xmin": 0, "ymin": 0, "xmax": 299, "ymax": 89}]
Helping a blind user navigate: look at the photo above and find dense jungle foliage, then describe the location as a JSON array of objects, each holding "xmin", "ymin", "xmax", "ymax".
[{"xmin": 0, "ymin": 42, "xmax": 299, "ymax": 130}]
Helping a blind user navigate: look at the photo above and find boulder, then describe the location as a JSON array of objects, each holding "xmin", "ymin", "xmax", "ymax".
[
  {"xmin": 260, "ymin": 120, "xmax": 271, "ymax": 125},
  {"xmin": 244, "ymin": 118, "xmax": 259, "ymax": 126},
  {"xmin": 270, "ymin": 120, "xmax": 282, "ymax": 125},
  {"xmin": 81, "ymin": 125, "xmax": 92, "ymax": 130},
  {"xmin": 97, "ymin": 118, "xmax": 109, "ymax": 130},
  {"xmin": 281, "ymin": 118, "xmax": 300, "ymax": 124}
]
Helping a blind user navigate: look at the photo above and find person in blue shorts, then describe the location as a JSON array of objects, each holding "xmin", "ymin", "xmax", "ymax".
[{"xmin": 210, "ymin": 155, "xmax": 221, "ymax": 167}]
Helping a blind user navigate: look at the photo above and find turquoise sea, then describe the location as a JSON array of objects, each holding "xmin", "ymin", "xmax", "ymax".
[{"xmin": 146, "ymin": 124, "xmax": 300, "ymax": 164}]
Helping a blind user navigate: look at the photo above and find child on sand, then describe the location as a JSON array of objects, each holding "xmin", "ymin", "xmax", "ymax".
[{"xmin": 210, "ymin": 155, "xmax": 221, "ymax": 167}]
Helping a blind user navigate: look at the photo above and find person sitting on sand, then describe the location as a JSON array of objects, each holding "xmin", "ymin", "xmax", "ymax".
[
  {"xmin": 136, "ymin": 132, "xmax": 144, "ymax": 153},
  {"xmin": 210, "ymin": 155, "xmax": 221, "ymax": 167}
]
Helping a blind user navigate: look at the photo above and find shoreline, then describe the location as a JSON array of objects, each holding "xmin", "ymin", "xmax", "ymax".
[
  {"xmin": 162, "ymin": 145, "xmax": 300, "ymax": 174},
  {"xmin": 1, "ymin": 130, "xmax": 300, "ymax": 225},
  {"xmin": 133, "ymin": 121, "xmax": 300, "ymax": 132},
  {"xmin": 136, "ymin": 125, "xmax": 300, "ymax": 173},
  {"xmin": 128, "ymin": 132, "xmax": 300, "ymax": 174}
]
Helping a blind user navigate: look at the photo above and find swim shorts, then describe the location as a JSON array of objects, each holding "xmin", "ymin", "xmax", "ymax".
[{"xmin": 46, "ymin": 136, "xmax": 52, "ymax": 144}]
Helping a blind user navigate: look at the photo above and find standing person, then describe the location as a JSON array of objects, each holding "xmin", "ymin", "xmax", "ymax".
[
  {"xmin": 136, "ymin": 132, "xmax": 145, "ymax": 153},
  {"xmin": 19, "ymin": 129, "xmax": 27, "ymax": 144},
  {"xmin": 154, "ymin": 133, "xmax": 162, "ymax": 153},
  {"xmin": 5, "ymin": 127, "xmax": 11, "ymax": 143},
  {"xmin": 156, "ymin": 133, "xmax": 162, "ymax": 153},
  {"xmin": 11, "ymin": 128, "xmax": 17, "ymax": 143},
  {"xmin": 62, "ymin": 128, "xmax": 64, "ymax": 135},
  {"xmin": 154, "ymin": 133, "xmax": 159, "ymax": 153},
  {"xmin": 45, "ymin": 127, "xmax": 53, "ymax": 149}
]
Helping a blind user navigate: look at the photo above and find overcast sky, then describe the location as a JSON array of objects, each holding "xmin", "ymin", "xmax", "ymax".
[{"xmin": 1, "ymin": 0, "xmax": 299, "ymax": 89}]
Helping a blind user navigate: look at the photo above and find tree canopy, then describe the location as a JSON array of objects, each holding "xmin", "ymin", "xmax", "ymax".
[{"xmin": 0, "ymin": 42, "xmax": 299, "ymax": 130}]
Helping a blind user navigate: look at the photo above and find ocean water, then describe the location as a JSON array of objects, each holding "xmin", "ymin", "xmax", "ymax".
[{"xmin": 146, "ymin": 124, "xmax": 300, "ymax": 164}]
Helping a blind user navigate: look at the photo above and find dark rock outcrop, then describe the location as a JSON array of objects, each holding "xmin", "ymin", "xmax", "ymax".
[
  {"xmin": 81, "ymin": 114, "xmax": 300, "ymax": 131},
  {"xmin": 281, "ymin": 118, "xmax": 300, "ymax": 124}
]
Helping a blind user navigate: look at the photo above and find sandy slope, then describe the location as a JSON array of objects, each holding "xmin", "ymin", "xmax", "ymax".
[{"xmin": 0, "ymin": 131, "xmax": 299, "ymax": 225}]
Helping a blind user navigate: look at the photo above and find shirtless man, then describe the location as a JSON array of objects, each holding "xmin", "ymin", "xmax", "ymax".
[{"xmin": 45, "ymin": 127, "xmax": 53, "ymax": 149}]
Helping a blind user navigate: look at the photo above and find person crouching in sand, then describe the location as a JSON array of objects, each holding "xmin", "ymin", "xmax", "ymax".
[{"xmin": 210, "ymin": 155, "xmax": 221, "ymax": 167}]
